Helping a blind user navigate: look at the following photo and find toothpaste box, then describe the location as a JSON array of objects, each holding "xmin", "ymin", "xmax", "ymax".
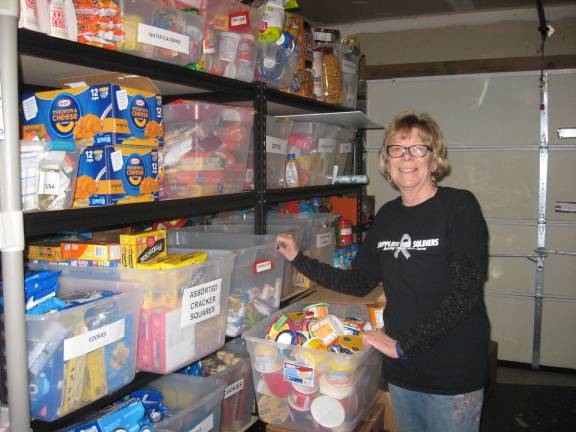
[
  {"xmin": 74, "ymin": 144, "xmax": 159, "ymax": 207},
  {"xmin": 21, "ymin": 73, "xmax": 163, "ymax": 147}
]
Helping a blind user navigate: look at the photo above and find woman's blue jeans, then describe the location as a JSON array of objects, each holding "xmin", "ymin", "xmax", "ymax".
[{"xmin": 389, "ymin": 383, "xmax": 484, "ymax": 432}]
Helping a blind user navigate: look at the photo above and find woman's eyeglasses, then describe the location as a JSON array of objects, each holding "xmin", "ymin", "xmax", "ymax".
[{"xmin": 386, "ymin": 144, "xmax": 432, "ymax": 158}]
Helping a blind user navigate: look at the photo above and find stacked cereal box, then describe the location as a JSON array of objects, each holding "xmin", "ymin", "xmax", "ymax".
[{"xmin": 243, "ymin": 302, "xmax": 383, "ymax": 431}]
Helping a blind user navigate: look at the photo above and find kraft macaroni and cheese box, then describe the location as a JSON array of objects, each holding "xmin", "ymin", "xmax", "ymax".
[
  {"xmin": 74, "ymin": 144, "xmax": 159, "ymax": 207},
  {"xmin": 21, "ymin": 73, "xmax": 163, "ymax": 147}
]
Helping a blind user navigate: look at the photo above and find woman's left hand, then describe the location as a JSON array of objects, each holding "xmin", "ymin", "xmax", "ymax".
[{"xmin": 362, "ymin": 330, "xmax": 400, "ymax": 359}]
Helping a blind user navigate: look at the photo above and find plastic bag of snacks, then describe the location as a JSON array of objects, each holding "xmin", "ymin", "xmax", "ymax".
[{"xmin": 243, "ymin": 302, "xmax": 383, "ymax": 432}]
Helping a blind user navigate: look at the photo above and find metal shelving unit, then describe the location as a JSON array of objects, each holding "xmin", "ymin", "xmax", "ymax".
[{"xmin": 1, "ymin": 25, "xmax": 370, "ymax": 430}]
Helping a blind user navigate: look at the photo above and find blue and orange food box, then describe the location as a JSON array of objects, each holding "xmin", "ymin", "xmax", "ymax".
[{"xmin": 21, "ymin": 73, "xmax": 163, "ymax": 147}]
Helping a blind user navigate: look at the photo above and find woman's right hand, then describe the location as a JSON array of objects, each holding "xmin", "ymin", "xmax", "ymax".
[{"xmin": 275, "ymin": 233, "xmax": 300, "ymax": 262}]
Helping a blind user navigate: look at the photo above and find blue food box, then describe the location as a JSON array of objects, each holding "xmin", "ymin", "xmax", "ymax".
[
  {"xmin": 21, "ymin": 73, "xmax": 162, "ymax": 147},
  {"xmin": 74, "ymin": 144, "xmax": 159, "ymax": 207}
]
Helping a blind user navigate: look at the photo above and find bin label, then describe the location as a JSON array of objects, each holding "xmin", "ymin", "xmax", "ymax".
[
  {"xmin": 266, "ymin": 136, "xmax": 288, "ymax": 154},
  {"xmin": 63, "ymin": 319, "xmax": 125, "ymax": 361},
  {"xmin": 224, "ymin": 377, "xmax": 245, "ymax": 399},
  {"xmin": 138, "ymin": 23, "xmax": 190, "ymax": 55},
  {"xmin": 316, "ymin": 232, "xmax": 334, "ymax": 248},
  {"xmin": 318, "ymin": 138, "xmax": 335, "ymax": 153},
  {"xmin": 253, "ymin": 259, "xmax": 274, "ymax": 274},
  {"xmin": 283, "ymin": 361, "xmax": 315, "ymax": 387},
  {"xmin": 189, "ymin": 413, "xmax": 214, "ymax": 432},
  {"xmin": 339, "ymin": 142, "xmax": 353, "ymax": 154},
  {"xmin": 181, "ymin": 278, "xmax": 222, "ymax": 328}
]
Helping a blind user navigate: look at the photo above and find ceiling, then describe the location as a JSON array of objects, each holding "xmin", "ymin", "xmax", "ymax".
[{"xmin": 295, "ymin": 0, "xmax": 575, "ymax": 25}]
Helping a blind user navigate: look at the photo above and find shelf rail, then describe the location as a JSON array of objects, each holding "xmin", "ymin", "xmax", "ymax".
[{"xmin": 0, "ymin": 1, "xmax": 32, "ymax": 428}]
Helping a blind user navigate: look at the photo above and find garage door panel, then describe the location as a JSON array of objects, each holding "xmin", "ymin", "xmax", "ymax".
[
  {"xmin": 544, "ymin": 226, "xmax": 576, "ymax": 297},
  {"xmin": 487, "ymin": 223, "xmax": 536, "ymax": 256},
  {"xmin": 485, "ymin": 295, "xmax": 533, "ymax": 363},
  {"xmin": 541, "ymin": 300, "xmax": 576, "ymax": 369},
  {"xmin": 443, "ymin": 152, "xmax": 538, "ymax": 220},
  {"xmin": 547, "ymin": 152, "xmax": 576, "ymax": 223},
  {"xmin": 548, "ymin": 73, "xmax": 576, "ymax": 146},
  {"xmin": 486, "ymin": 258, "xmax": 534, "ymax": 295}
]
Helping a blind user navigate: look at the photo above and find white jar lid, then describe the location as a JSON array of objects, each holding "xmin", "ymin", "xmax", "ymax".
[{"xmin": 310, "ymin": 395, "xmax": 345, "ymax": 428}]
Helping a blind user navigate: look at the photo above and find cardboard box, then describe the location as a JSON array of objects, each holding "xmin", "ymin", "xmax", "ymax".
[
  {"xmin": 21, "ymin": 73, "xmax": 163, "ymax": 147},
  {"xmin": 74, "ymin": 144, "xmax": 159, "ymax": 207},
  {"xmin": 27, "ymin": 244, "xmax": 62, "ymax": 262},
  {"xmin": 119, "ymin": 230, "xmax": 166, "ymax": 268},
  {"xmin": 61, "ymin": 241, "xmax": 121, "ymax": 261}
]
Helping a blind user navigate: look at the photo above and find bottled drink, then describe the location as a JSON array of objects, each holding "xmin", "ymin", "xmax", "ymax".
[{"xmin": 285, "ymin": 153, "xmax": 300, "ymax": 188}]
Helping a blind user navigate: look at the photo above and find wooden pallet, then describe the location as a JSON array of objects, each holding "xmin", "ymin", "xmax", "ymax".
[{"xmin": 266, "ymin": 390, "xmax": 387, "ymax": 432}]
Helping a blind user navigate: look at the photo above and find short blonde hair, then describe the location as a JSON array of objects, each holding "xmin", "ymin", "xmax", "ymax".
[{"xmin": 378, "ymin": 111, "xmax": 450, "ymax": 185}]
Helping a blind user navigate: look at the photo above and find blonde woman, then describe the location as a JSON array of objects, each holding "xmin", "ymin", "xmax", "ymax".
[{"xmin": 276, "ymin": 111, "xmax": 489, "ymax": 432}]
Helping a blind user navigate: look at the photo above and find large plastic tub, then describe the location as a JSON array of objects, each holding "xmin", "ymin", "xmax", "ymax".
[
  {"xmin": 192, "ymin": 338, "xmax": 255, "ymax": 432},
  {"xmin": 288, "ymin": 122, "xmax": 336, "ymax": 186},
  {"xmin": 20, "ymin": 141, "xmax": 81, "ymax": 211},
  {"xmin": 146, "ymin": 374, "xmax": 225, "ymax": 432},
  {"xmin": 26, "ymin": 275, "xmax": 143, "ymax": 421},
  {"xmin": 120, "ymin": 0, "xmax": 205, "ymax": 66},
  {"xmin": 161, "ymin": 102, "xmax": 253, "ymax": 198},
  {"xmin": 168, "ymin": 230, "xmax": 285, "ymax": 337},
  {"xmin": 334, "ymin": 128, "xmax": 356, "ymax": 177},
  {"xmin": 180, "ymin": 223, "xmax": 304, "ymax": 299},
  {"xmin": 32, "ymin": 251, "xmax": 234, "ymax": 374},
  {"xmin": 243, "ymin": 302, "xmax": 383, "ymax": 432},
  {"xmin": 265, "ymin": 116, "xmax": 292, "ymax": 189},
  {"xmin": 256, "ymin": 42, "xmax": 298, "ymax": 89},
  {"xmin": 202, "ymin": 0, "xmax": 261, "ymax": 82},
  {"xmin": 212, "ymin": 212, "xmax": 338, "ymax": 290}
]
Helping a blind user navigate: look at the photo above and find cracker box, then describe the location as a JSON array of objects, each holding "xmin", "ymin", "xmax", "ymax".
[
  {"xmin": 73, "ymin": 144, "xmax": 159, "ymax": 207},
  {"xmin": 119, "ymin": 230, "xmax": 167, "ymax": 269},
  {"xmin": 60, "ymin": 241, "xmax": 121, "ymax": 261},
  {"xmin": 21, "ymin": 73, "xmax": 163, "ymax": 147}
]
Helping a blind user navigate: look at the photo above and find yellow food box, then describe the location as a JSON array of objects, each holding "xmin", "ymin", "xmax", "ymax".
[
  {"xmin": 119, "ymin": 230, "xmax": 167, "ymax": 268},
  {"xmin": 27, "ymin": 244, "xmax": 62, "ymax": 261},
  {"xmin": 139, "ymin": 252, "xmax": 208, "ymax": 270},
  {"xmin": 60, "ymin": 242, "xmax": 121, "ymax": 262}
]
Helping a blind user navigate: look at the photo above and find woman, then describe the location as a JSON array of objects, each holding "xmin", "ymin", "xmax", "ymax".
[{"xmin": 276, "ymin": 111, "xmax": 490, "ymax": 432}]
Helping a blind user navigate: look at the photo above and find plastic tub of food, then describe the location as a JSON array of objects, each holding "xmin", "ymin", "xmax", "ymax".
[
  {"xmin": 120, "ymin": 0, "xmax": 205, "ymax": 66},
  {"xmin": 333, "ymin": 128, "xmax": 356, "ymax": 177},
  {"xmin": 20, "ymin": 140, "xmax": 82, "ymax": 211},
  {"xmin": 256, "ymin": 42, "xmax": 298, "ymax": 89},
  {"xmin": 146, "ymin": 374, "xmax": 225, "ymax": 432},
  {"xmin": 266, "ymin": 116, "xmax": 292, "ymax": 189},
  {"xmin": 167, "ymin": 231, "xmax": 285, "ymax": 337},
  {"xmin": 242, "ymin": 302, "xmax": 383, "ymax": 432},
  {"xmin": 25, "ymin": 275, "xmax": 143, "ymax": 421},
  {"xmin": 31, "ymin": 251, "xmax": 235, "ymax": 374},
  {"xmin": 161, "ymin": 102, "xmax": 253, "ymax": 198}
]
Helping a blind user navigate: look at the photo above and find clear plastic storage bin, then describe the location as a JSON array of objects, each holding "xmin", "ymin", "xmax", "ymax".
[
  {"xmin": 202, "ymin": 0, "xmax": 261, "ymax": 82},
  {"xmin": 288, "ymin": 122, "xmax": 336, "ymax": 186},
  {"xmin": 265, "ymin": 116, "xmax": 292, "ymax": 189},
  {"xmin": 20, "ymin": 141, "xmax": 81, "ymax": 211},
  {"xmin": 161, "ymin": 102, "xmax": 253, "ymax": 198},
  {"xmin": 32, "ymin": 251, "xmax": 234, "ymax": 374},
  {"xmin": 243, "ymin": 303, "xmax": 383, "ymax": 432},
  {"xmin": 26, "ymin": 276, "xmax": 143, "ymax": 421},
  {"xmin": 120, "ymin": 0, "xmax": 205, "ymax": 66},
  {"xmin": 191, "ymin": 338, "xmax": 255, "ymax": 432},
  {"xmin": 146, "ymin": 374, "xmax": 225, "ymax": 432},
  {"xmin": 168, "ymin": 230, "xmax": 285, "ymax": 337},
  {"xmin": 180, "ymin": 223, "xmax": 304, "ymax": 299},
  {"xmin": 256, "ymin": 42, "xmax": 298, "ymax": 89},
  {"xmin": 334, "ymin": 128, "xmax": 356, "ymax": 177}
]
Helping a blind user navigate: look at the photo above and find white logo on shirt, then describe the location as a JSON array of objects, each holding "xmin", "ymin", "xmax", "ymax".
[{"xmin": 377, "ymin": 234, "xmax": 439, "ymax": 260}]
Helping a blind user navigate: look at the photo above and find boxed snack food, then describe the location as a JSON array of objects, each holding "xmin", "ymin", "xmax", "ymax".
[
  {"xmin": 25, "ymin": 275, "xmax": 143, "ymax": 421},
  {"xmin": 73, "ymin": 144, "xmax": 159, "ymax": 207},
  {"xmin": 243, "ymin": 302, "xmax": 382, "ymax": 432},
  {"xmin": 160, "ymin": 101, "xmax": 252, "ymax": 198},
  {"xmin": 20, "ymin": 140, "xmax": 82, "ymax": 211},
  {"xmin": 168, "ymin": 231, "xmax": 285, "ymax": 337},
  {"xmin": 21, "ymin": 73, "xmax": 163, "ymax": 147}
]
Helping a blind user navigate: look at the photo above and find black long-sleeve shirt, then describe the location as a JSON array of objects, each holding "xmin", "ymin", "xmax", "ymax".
[{"xmin": 292, "ymin": 187, "xmax": 490, "ymax": 394}]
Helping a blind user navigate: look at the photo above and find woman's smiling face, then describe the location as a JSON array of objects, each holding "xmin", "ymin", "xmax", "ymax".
[{"xmin": 387, "ymin": 127, "xmax": 436, "ymax": 194}]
